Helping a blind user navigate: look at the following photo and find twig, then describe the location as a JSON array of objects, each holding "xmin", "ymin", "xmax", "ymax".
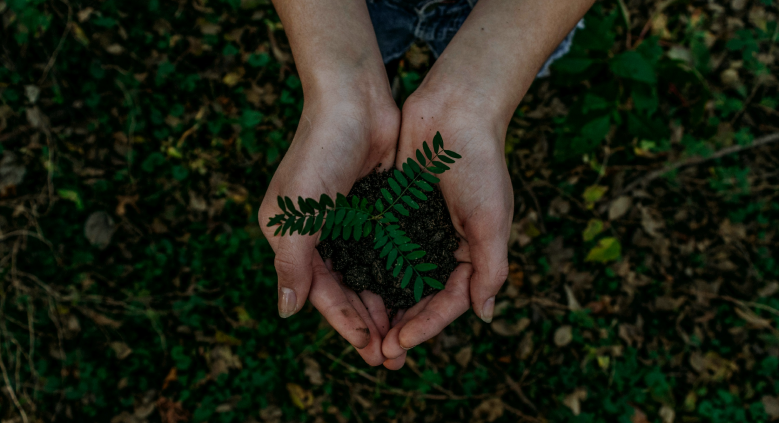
[
  {"xmin": 0, "ymin": 336, "xmax": 29, "ymax": 423},
  {"xmin": 516, "ymin": 173, "xmax": 546, "ymax": 234},
  {"xmin": 730, "ymin": 82, "xmax": 762, "ymax": 126},
  {"xmin": 320, "ymin": 350, "xmax": 442, "ymax": 399},
  {"xmin": 38, "ymin": 0, "xmax": 73, "ymax": 85},
  {"xmin": 614, "ymin": 132, "xmax": 779, "ymax": 199},
  {"xmin": 320, "ymin": 350, "xmax": 483, "ymax": 401},
  {"xmin": 505, "ymin": 374, "xmax": 537, "ymax": 412},
  {"xmin": 502, "ymin": 401, "xmax": 542, "ymax": 422}
]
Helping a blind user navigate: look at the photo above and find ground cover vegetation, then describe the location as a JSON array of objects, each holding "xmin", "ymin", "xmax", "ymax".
[{"xmin": 0, "ymin": 0, "xmax": 778, "ymax": 422}]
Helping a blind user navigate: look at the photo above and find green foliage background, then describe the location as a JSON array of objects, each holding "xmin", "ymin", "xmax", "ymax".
[{"xmin": 0, "ymin": 0, "xmax": 778, "ymax": 422}]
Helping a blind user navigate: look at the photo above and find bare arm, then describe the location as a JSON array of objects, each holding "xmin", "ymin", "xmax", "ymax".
[
  {"xmin": 419, "ymin": 0, "xmax": 595, "ymax": 127},
  {"xmin": 262, "ymin": 0, "xmax": 398, "ymax": 366},
  {"xmin": 271, "ymin": 0, "xmax": 391, "ymax": 103},
  {"xmin": 382, "ymin": 0, "xmax": 595, "ymax": 369}
]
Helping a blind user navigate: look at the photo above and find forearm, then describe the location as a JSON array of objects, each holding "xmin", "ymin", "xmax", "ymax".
[
  {"xmin": 272, "ymin": 0, "xmax": 391, "ymax": 102},
  {"xmin": 418, "ymin": 0, "xmax": 595, "ymax": 127}
]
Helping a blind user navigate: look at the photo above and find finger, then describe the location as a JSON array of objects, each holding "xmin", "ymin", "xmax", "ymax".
[
  {"xmin": 453, "ymin": 237, "xmax": 471, "ymax": 263},
  {"xmin": 391, "ymin": 309, "xmax": 406, "ymax": 327},
  {"xmin": 466, "ymin": 216, "xmax": 510, "ymax": 324},
  {"xmin": 397, "ymin": 263, "xmax": 472, "ymax": 349},
  {"xmin": 273, "ymin": 233, "xmax": 318, "ymax": 318},
  {"xmin": 381, "ymin": 295, "xmax": 435, "ymax": 359},
  {"xmin": 309, "ymin": 253, "xmax": 371, "ymax": 349},
  {"xmin": 383, "ymin": 353, "xmax": 406, "ymax": 370},
  {"xmin": 359, "ymin": 290, "xmax": 390, "ymax": 338},
  {"xmin": 343, "ymin": 287, "xmax": 386, "ymax": 366}
]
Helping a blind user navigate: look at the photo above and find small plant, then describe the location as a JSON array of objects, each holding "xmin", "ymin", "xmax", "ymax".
[{"xmin": 267, "ymin": 132, "xmax": 461, "ymax": 302}]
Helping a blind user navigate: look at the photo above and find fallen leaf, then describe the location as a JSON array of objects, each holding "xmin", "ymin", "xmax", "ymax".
[
  {"xmin": 564, "ymin": 285, "xmax": 582, "ymax": 311},
  {"xmin": 517, "ymin": 331, "xmax": 534, "ymax": 360},
  {"xmin": 554, "ymin": 325, "xmax": 573, "ymax": 347},
  {"xmin": 735, "ymin": 307, "xmax": 772, "ymax": 329},
  {"xmin": 640, "ymin": 206, "xmax": 665, "ymax": 237},
  {"xmin": 0, "ymin": 152, "xmax": 26, "ymax": 192},
  {"xmin": 472, "ymin": 398, "xmax": 504, "ymax": 423},
  {"xmin": 582, "ymin": 185, "xmax": 608, "ymax": 208},
  {"xmin": 491, "ymin": 317, "xmax": 530, "ymax": 337},
  {"xmin": 110, "ymin": 341, "xmax": 133, "ymax": 360},
  {"xmin": 659, "ymin": 405, "xmax": 675, "ymax": 423},
  {"xmin": 222, "ymin": 72, "xmax": 242, "ymax": 86},
  {"xmin": 608, "ymin": 196, "xmax": 632, "ymax": 220},
  {"xmin": 25, "ymin": 85, "xmax": 40, "ymax": 103},
  {"xmin": 116, "ymin": 195, "xmax": 139, "ymax": 216},
  {"xmin": 758, "ymin": 282, "xmax": 779, "ymax": 298},
  {"xmin": 631, "ymin": 406, "xmax": 650, "ymax": 423},
  {"xmin": 303, "ymin": 357, "xmax": 323, "ymax": 386},
  {"xmin": 582, "ymin": 219, "xmax": 604, "ymax": 241},
  {"xmin": 156, "ymin": 396, "xmax": 191, "ymax": 423},
  {"xmin": 81, "ymin": 308, "xmax": 123, "ymax": 328},
  {"xmin": 161, "ymin": 368, "xmax": 177, "ymax": 390},
  {"xmin": 286, "ymin": 383, "xmax": 313, "ymax": 410},
  {"xmin": 106, "ymin": 44, "xmax": 125, "ymax": 55},
  {"xmin": 215, "ymin": 330, "xmax": 242, "ymax": 346},
  {"xmin": 455, "ymin": 346, "xmax": 473, "ymax": 367},
  {"xmin": 507, "ymin": 262, "xmax": 524, "ymax": 287},
  {"xmin": 585, "ymin": 237, "xmax": 622, "ymax": 263},
  {"xmin": 762, "ymin": 396, "xmax": 779, "ymax": 419},
  {"xmin": 563, "ymin": 388, "xmax": 587, "ymax": 416},
  {"xmin": 77, "ymin": 7, "xmax": 94, "ymax": 22},
  {"xmin": 85, "ymin": 211, "xmax": 116, "ymax": 249}
]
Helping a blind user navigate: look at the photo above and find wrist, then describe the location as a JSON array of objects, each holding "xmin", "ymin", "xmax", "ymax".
[{"xmin": 410, "ymin": 72, "xmax": 516, "ymax": 141}]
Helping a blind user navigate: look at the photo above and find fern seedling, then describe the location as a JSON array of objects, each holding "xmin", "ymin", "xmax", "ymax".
[{"xmin": 267, "ymin": 132, "xmax": 462, "ymax": 302}]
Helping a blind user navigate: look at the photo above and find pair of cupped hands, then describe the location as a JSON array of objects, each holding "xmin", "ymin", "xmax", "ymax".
[{"xmin": 258, "ymin": 82, "xmax": 514, "ymax": 370}]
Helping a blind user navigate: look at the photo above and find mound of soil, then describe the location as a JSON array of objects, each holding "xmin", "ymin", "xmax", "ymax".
[{"xmin": 317, "ymin": 171, "xmax": 459, "ymax": 310}]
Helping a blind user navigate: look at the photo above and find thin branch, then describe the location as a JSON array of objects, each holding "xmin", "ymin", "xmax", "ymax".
[
  {"xmin": 0, "ymin": 334, "xmax": 29, "ymax": 423},
  {"xmin": 38, "ymin": 0, "xmax": 73, "ymax": 85},
  {"xmin": 614, "ymin": 132, "xmax": 779, "ymax": 199}
]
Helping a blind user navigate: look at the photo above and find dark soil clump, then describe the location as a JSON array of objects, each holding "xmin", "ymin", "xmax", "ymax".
[{"xmin": 317, "ymin": 171, "xmax": 459, "ymax": 310}]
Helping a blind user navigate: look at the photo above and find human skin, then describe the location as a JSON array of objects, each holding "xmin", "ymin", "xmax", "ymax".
[
  {"xmin": 258, "ymin": 0, "xmax": 399, "ymax": 366},
  {"xmin": 380, "ymin": 0, "xmax": 596, "ymax": 369},
  {"xmin": 260, "ymin": 0, "xmax": 595, "ymax": 369}
]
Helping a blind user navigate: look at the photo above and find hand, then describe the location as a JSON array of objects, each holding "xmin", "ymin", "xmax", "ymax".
[
  {"xmin": 258, "ymin": 91, "xmax": 399, "ymax": 366},
  {"xmin": 380, "ymin": 90, "xmax": 513, "ymax": 370}
]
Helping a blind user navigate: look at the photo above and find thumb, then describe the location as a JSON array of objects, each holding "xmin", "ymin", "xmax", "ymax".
[
  {"xmin": 466, "ymin": 214, "xmax": 510, "ymax": 324},
  {"xmin": 274, "ymin": 233, "xmax": 318, "ymax": 318}
]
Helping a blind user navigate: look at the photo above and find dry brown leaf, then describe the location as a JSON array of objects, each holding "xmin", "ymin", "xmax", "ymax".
[
  {"xmin": 110, "ymin": 342, "xmax": 133, "ymax": 360},
  {"xmin": 564, "ymin": 285, "xmax": 582, "ymax": 311},
  {"xmin": 156, "ymin": 396, "xmax": 191, "ymax": 423},
  {"xmin": 303, "ymin": 357, "xmax": 323, "ymax": 386},
  {"xmin": 762, "ymin": 396, "xmax": 779, "ymax": 419},
  {"xmin": 735, "ymin": 307, "xmax": 772, "ymax": 329},
  {"xmin": 472, "ymin": 398, "xmax": 504, "ymax": 423},
  {"xmin": 659, "ymin": 405, "xmax": 675, "ymax": 423},
  {"xmin": 640, "ymin": 206, "xmax": 665, "ymax": 237},
  {"xmin": 0, "ymin": 152, "xmax": 26, "ymax": 192},
  {"xmin": 608, "ymin": 196, "xmax": 632, "ymax": 220},
  {"xmin": 631, "ymin": 407, "xmax": 650, "ymax": 423},
  {"xmin": 161, "ymin": 368, "xmax": 177, "ymax": 390},
  {"xmin": 517, "ymin": 331, "xmax": 534, "ymax": 360},
  {"xmin": 554, "ymin": 325, "xmax": 573, "ymax": 347},
  {"xmin": 455, "ymin": 346, "xmax": 472, "ymax": 367},
  {"xmin": 563, "ymin": 388, "xmax": 587, "ymax": 416},
  {"xmin": 491, "ymin": 317, "xmax": 530, "ymax": 337}
]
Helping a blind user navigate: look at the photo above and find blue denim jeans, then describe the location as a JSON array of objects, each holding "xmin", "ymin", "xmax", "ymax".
[{"xmin": 367, "ymin": 0, "xmax": 584, "ymax": 77}]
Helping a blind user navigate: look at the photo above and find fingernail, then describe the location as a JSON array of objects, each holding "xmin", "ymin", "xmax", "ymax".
[
  {"xmin": 279, "ymin": 287, "xmax": 297, "ymax": 318},
  {"xmin": 481, "ymin": 296, "xmax": 495, "ymax": 323},
  {"xmin": 401, "ymin": 344, "xmax": 414, "ymax": 351}
]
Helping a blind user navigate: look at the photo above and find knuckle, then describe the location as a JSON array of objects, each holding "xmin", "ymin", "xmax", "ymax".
[{"xmin": 274, "ymin": 254, "xmax": 301, "ymax": 279}]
